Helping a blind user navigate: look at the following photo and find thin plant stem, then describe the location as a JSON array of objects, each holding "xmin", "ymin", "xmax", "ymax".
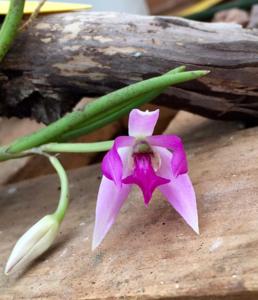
[
  {"xmin": 49, "ymin": 156, "xmax": 69, "ymax": 223},
  {"xmin": 20, "ymin": 0, "xmax": 48, "ymax": 31},
  {"xmin": 40, "ymin": 140, "xmax": 114, "ymax": 153}
]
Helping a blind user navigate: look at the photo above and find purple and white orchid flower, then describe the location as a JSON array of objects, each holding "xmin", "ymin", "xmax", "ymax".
[{"xmin": 92, "ymin": 109, "xmax": 198, "ymax": 249}]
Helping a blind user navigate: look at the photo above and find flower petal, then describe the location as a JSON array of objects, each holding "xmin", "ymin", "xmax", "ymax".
[
  {"xmin": 147, "ymin": 135, "xmax": 188, "ymax": 177},
  {"xmin": 154, "ymin": 147, "xmax": 199, "ymax": 233},
  {"xmin": 122, "ymin": 153, "xmax": 170, "ymax": 205},
  {"xmin": 92, "ymin": 176, "xmax": 132, "ymax": 250},
  {"xmin": 101, "ymin": 136, "xmax": 134, "ymax": 186},
  {"xmin": 128, "ymin": 109, "xmax": 159, "ymax": 137}
]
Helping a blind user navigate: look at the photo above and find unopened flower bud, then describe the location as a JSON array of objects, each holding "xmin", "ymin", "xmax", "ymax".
[{"xmin": 5, "ymin": 214, "xmax": 59, "ymax": 275}]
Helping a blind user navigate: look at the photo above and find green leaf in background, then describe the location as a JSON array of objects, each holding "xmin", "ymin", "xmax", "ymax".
[
  {"xmin": 185, "ymin": 0, "xmax": 258, "ymax": 21},
  {"xmin": 0, "ymin": 67, "xmax": 209, "ymax": 160}
]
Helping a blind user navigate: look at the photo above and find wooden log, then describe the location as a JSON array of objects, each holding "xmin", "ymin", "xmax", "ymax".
[
  {"xmin": 1, "ymin": 12, "xmax": 258, "ymax": 123},
  {"xmin": 1, "ymin": 118, "xmax": 258, "ymax": 299}
]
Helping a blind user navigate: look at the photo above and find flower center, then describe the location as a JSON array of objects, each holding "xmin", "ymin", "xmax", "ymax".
[
  {"xmin": 122, "ymin": 140, "xmax": 170, "ymax": 205},
  {"xmin": 132, "ymin": 140, "xmax": 161, "ymax": 171},
  {"xmin": 133, "ymin": 140, "xmax": 152, "ymax": 154}
]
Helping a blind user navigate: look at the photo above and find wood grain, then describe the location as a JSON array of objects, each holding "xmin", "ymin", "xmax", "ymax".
[
  {"xmin": 1, "ymin": 117, "xmax": 258, "ymax": 299},
  {"xmin": 1, "ymin": 12, "xmax": 258, "ymax": 123}
]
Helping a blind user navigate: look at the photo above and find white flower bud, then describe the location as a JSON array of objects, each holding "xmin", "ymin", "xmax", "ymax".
[{"xmin": 5, "ymin": 214, "xmax": 59, "ymax": 275}]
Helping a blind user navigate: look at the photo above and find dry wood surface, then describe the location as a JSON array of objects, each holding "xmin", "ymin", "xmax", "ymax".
[{"xmin": 1, "ymin": 115, "xmax": 258, "ymax": 299}]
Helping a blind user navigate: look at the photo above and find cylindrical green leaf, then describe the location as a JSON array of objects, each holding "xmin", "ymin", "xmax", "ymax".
[{"xmin": 5, "ymin": 70, "xmax": 208, "ymax": 155}]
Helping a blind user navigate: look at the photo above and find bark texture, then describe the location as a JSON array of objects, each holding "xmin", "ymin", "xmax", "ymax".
[{"xmin": 1, "ymin": 12, "xmax": 258, "ymax": 123}]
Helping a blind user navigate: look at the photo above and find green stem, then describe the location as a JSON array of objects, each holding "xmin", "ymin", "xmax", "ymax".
[
  {"xmin": 3, "ymin": 68, "xmax": 209, "ymax": 157},
  {"xmin": 41, "ymin": 140, "xmax": 114, "ymax": 153},
  {"xmin": 0, "ymin": 0, "xmax": 25, "ymax": 62},
  {"xmin": 0, "ymin": 146, "xmax": 28, "ymax": 161},
  {"xmin": 49, "ymin": 156, "xmax": 69, "ymax": 223}
]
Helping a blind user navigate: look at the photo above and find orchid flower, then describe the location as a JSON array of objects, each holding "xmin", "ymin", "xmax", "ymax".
[{"xmin": 92, "ymin": 109, "xmax": 198, "ymax": 250}]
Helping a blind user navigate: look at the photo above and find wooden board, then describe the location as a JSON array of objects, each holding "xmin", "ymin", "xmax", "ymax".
[{"xmin": 1, "ymin": 121, "xmax": 258, "ymax": 299}]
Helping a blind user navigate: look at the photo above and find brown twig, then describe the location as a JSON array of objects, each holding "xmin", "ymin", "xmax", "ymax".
[{"xmin": 20, "ymin": 0, "xmax": 47, "ymax": 31}]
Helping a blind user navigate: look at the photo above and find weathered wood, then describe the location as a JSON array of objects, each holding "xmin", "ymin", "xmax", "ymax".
[
  {"xmin": 1, "ymin": 118, "xmax": 258, "ymax": 299},
  {"xmin": 1, "ymin": 12, "xmax": 258, "ymax": 123}
]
